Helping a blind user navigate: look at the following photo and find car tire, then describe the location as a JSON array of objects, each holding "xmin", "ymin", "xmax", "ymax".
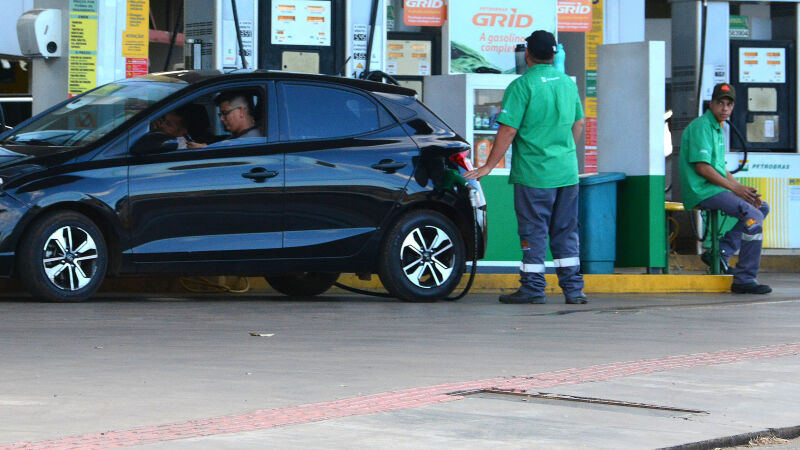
[
  {"xmin": 17, "ymin": 211, "xmax": 108, "ymax": 302},
  {"xmin": 379, "ymin": 210, "xmax": 465, "ymax": 302},
  {"xmin": 265, "ymin": 272, "xmax": 340, "ymax": 297}
]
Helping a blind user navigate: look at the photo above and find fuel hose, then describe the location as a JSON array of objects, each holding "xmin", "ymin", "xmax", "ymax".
[{"xmin": 335, "ymin": 184, "xmax": 481, "ymax": 301}]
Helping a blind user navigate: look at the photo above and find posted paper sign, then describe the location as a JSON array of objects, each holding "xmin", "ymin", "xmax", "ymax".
[{"xmin": 68, "ymin": 1, "xmax": 98, "ymax": 96}]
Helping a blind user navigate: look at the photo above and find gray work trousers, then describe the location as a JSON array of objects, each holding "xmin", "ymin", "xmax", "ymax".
[
  {"xmin": 514, "ymin": 183, "xmax": 584, "ymax": 298},
  {"xmin": 697, "ymin": 191, "xmax": 770, "ymax": 285}
]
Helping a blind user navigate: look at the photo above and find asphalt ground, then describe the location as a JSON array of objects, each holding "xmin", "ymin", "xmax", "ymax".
[{"xmin": 0, "ymin": 273, "xmax": 798, "ymax": 449}]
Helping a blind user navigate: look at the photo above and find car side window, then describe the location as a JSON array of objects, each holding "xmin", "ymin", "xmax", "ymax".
[
  {"xmin": 128, "ymin": 86, "xmax": 268, "ymax": 154},
  {"xmin": 283, "ymin": 84, "xmax": 382, "ymax": 140}
]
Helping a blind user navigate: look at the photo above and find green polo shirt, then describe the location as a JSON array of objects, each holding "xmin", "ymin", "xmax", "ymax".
[
  {"xmin": 679, "ymin": 110, "xmax": 728, "ymax": 210},
  {"xmin": 496, "ymin": 64, "xmax": 584, "ymax": 188}
]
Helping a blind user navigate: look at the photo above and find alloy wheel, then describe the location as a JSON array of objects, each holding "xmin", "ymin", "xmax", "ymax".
[
  {"xmin": 42, "ymin": 226, "xmax": 99, "ymax": 291},
  {"xmin": 400, "ymin": 225, "xmax": 455, "ymax": 288}
]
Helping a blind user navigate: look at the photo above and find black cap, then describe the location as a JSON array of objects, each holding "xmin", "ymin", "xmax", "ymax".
[
  {"xmin": 526, "ymin": 30, "xmax": 557, "ymax": 60},
  {"xmin": 711, "ymin": 83, "xmax": 736, "ymax": 102}
]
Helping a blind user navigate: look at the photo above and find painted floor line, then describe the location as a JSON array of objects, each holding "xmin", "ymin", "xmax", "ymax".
[{"xmin": 3, "ymin": 343, "xmax": 800, "ymax": 450}]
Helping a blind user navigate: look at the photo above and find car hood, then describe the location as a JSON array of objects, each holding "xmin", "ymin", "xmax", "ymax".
[{"xmin": 0, "ymin": 145, "xmax": 32, "ymax": 168}]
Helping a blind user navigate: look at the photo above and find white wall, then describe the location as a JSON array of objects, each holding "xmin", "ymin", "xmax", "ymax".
[
  {"xmin": 1, "ymin": 0, "xmax": 35, "ymax": 55},
  {"xmin": 645, "ymin": 19, "xmax": 671, "ymax": 79},
  {"xmin": 597, "ymin": 41, "xmax": 666, "ymax": 177},
  {"xmin": 604, "ymin": 0, "xmax": 645, "ymax": 44}
]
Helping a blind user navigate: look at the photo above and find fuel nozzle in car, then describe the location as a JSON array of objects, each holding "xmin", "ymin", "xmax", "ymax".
[
  {"xmin": 439, "ymin": 168, "xmax": 468, "ymax": 192},
  {"xmin": 438, "ymin": 169, "xmax": 481, "ymax": 209}
]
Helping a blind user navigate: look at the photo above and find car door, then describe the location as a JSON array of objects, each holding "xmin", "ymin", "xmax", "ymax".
[
  {"xmin": 126, "ymin": 83, "xmax": 284, "ymax": 272},
  {"xmin": 277, "ymin": 81, "xmax": 416, "ymax": 258}
]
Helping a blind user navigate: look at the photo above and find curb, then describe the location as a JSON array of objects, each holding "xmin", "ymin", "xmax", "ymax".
[
  {"xmin": 0, "ymin": 274, "xmax": 734, "ymax": 296},
  {"xmin": 336, "ymin": 274, "xmax": 733, "ymax": 294},
  {"xmin": 670, "ymin": 254, "xmax": 800, "ymax": 272},
  {"xmin": 659, "ymin": 424, "xmax": 800, "ymax": 450}
]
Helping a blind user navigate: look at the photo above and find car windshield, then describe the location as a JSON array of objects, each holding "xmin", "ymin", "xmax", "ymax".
[{"xmin": 2, "ymin": 78, "xmax": 187, "ymax": 149}]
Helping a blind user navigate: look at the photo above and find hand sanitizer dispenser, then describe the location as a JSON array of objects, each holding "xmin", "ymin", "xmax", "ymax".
[{"xmin": 17, "ymin": 9, "xmax": 62, "ymax": 58}]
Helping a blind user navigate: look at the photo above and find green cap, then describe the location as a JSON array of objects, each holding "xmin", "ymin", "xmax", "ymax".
[{"xmin": 712, "ymin": 83, "xmax": 736, "ymax": 102}]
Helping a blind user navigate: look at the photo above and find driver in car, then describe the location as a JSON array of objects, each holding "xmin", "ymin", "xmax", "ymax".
[{"xmin": 187, "ymin": 91, "xmax": 262, "ymax": 149}]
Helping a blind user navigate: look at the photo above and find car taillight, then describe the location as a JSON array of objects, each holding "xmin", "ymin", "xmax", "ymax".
[{"xmin": 449, "ymin": 151, "xmax": 474, "ymax": 171}]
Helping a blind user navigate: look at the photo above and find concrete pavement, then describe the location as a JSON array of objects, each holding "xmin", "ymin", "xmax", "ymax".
[{"xmin": 0, "ymin": 273, "xmax": 798, "ymax": 449}]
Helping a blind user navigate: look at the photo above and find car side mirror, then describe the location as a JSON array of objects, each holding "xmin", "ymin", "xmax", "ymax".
[{"xmin": 130, "ymin": 131, "xmax": 179, "ymax": 155}]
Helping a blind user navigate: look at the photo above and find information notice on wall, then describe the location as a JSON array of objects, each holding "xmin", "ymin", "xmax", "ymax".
[
  {"xmin": 68, "ymin": 0, "xmax": 98, "ymax": 96},
  {"xmin": 122, "ymin": 0, "xmax": 149, "ymax": 62},
  {"xmin": 583, "ymin": 0, "xmax": 602, "ymax": 173}
]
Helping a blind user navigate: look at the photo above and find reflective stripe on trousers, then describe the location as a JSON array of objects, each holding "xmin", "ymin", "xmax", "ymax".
[
  {"xmin": 514, "ymin": 183, "xmax": 584, "ymax": 297},
  {"xmin": 698, "ymin": 191, "xmax": 769, "ymax": 284}
]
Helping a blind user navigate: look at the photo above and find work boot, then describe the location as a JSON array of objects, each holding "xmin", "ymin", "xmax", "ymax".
[
  {"xmin": 565, "ymin": 295, "xmax": 588, "ymax": 304},
  {"xmin": 701, "ymin": 251, "xmax": 732, "ymax": 274},
  {"xmin": 499, "ymin": 290, "xmax": 546, "ymax": 304},
  {"xmin": 731, "ymin": 282, "xmax": 772, "ymax": 294}
]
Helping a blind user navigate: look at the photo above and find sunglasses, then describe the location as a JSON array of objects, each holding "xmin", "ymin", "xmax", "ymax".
[{"xmin": 218, "ymin": 105, "xmax": 244, "ymax": 118}]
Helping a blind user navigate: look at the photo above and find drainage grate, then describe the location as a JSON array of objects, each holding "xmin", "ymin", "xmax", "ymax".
[{"xmin": 450, "ymin": 389, "xmax": 708, "ymax": 416}]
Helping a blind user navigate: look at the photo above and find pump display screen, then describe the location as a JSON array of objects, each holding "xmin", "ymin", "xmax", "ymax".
[
  {"xmin": 272, "ymin": 0, "xmax": 331, "ymax": 46},
  {"xmin": 386, "ymin": 40, "xmax": 432, "ymax": 76},
  {"xmin": 739, "ymin": 47, "xmax": 786, "ymax": 83}
]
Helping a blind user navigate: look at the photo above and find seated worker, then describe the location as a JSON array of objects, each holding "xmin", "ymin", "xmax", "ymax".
[
  {"xmin": 151, "ymin": 108, "xmax": 193, "ymax": 149},
  {"xmin": 187, "ymin": 91, "xmax": 262, "ymax": 149},
  {"xmin": 679, "ymin": 82, "xmax": 771, "ymax": 294}
]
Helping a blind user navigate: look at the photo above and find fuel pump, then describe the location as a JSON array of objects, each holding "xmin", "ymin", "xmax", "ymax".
[
  {"xmin": 258, "ymin": 0, "xmax": 345, "ymax": 74},
  {"xmin": 184, "ymin": 0, "xmax": 258, "ymax": 70},
  {"xmin": 729, "ymin": 40, "xmax": 796, "ymax": 153}
]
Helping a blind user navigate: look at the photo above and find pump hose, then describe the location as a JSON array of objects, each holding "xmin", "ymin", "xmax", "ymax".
[
  {"xmin": 334, "ymin": 203, "xmax": 481, "ymax": 301},
  {"xmin": 726, "ymin": 119, "xmax": 749, "ymax": 174}
]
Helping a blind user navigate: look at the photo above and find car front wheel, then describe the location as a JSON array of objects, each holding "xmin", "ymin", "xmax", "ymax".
[
  {"xmin": 379, "ymin": 211, "xmax": 465, "ymax": 302},
  {"xmin": 17, "ymin": 211, "xmax": 108, "ymax": 302}
]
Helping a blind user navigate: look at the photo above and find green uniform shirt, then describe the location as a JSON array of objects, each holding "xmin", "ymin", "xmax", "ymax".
[
  {"xmin": 679, "ymin": 110, "xmax": 728, "ymax": 210},
  {"xmin": 496, "ymin": 64, "xmax": 584, "ymax": 188}
]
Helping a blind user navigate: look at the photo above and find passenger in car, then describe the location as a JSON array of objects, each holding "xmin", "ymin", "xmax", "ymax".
[
  {"xmin": 151, "ymin": 108, "xmax": 193, "ymax": 149},
  {"xmin": 187, "ymin": 91, "xmax": 263, "ymax": 149}
]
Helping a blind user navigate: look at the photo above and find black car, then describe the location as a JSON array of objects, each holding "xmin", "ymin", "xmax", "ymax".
[{"xmin": 0, "ymin": 70, "xmax": 486, "ymax": 302}]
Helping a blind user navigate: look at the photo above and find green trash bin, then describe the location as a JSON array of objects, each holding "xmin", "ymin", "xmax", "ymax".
[{"xmin": 578, "ymin": 172, "xmax": 626, "ymax": 274}]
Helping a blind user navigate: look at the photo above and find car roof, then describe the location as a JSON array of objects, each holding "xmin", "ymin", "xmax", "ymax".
[{"xmin": 147, "ymin": 70, "xmax": 418, "ymax": 97}]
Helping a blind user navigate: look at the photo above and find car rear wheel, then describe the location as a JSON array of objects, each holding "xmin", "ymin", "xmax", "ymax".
[
  {"xmin": 379, "ymin": 211, "xmax": 465, "ymax": 302},
  {"xmin": 17, "ymin": 211, "xmax": 108, "ymax": 302},
  {"xmin": 265, "ymin": 272, "xmax": 340, "ymax": 297}
]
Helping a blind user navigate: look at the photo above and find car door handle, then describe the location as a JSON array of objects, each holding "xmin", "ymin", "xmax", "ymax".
[
  {"xmin": 371, "ymin": 160, "xmax": 407, "ymax": 173},
  {"xmin": 242, "ymin": 169, "xmax": 279, "ymax": 182}
]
